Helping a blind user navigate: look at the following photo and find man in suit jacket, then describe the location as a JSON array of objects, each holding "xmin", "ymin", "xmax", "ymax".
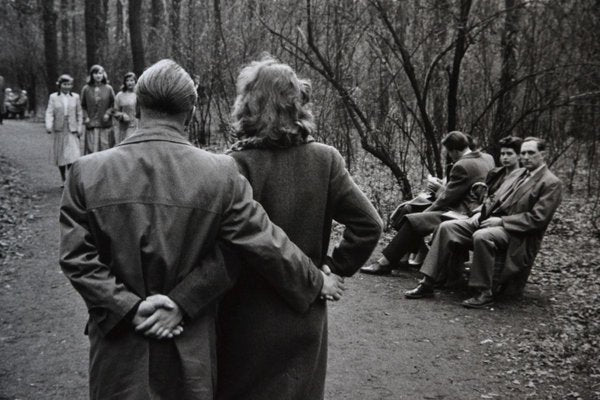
[
  {"xmin": 405, "ymin": 137, "xmax": 562, "ymax": 308},
  {"xmin": 361, "ymin": 131, "xmax": 494, "ymax": 275}
]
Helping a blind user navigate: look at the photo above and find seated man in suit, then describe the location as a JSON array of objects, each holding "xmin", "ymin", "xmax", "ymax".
[
  {"xmin": 361, "ymin": 130, "xmax": 494, "ymax": 275},
  {"xmin": 405, "ymin": 137, "xmax": 562, "ymax": 308}
]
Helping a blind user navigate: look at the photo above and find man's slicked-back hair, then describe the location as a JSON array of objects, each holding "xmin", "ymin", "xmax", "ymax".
[
  {"xmin": 441, "ymin": 131, "xmax": 470, "ymax": 151},
  {"xmin": 135, "ymin": 59, "xmax": 197, "ymax": 115},
  {"xmin": 522, "ymin": 136, "xmax": 546, "ymax": 152},
  {"xmin": 498, "ymin": 136, "xmax": 523, "ymax": 154}
]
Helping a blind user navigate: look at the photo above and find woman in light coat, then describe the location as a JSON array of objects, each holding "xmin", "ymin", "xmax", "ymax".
[
  {"xmin": 113, "ymin": 72, "xmax": 138, "ymax": 144},
  {"xmin": 45, "ymin": 74, "xmax": 82, "ymax": 185},
  {"xmin": 216, "ymin": 55, "xmax": 383, "ymax": 400}
]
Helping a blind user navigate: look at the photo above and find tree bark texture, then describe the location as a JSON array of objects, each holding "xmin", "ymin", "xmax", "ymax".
[
  {"xmin": 491, "ymin": 0, "xmax": 519, "ymax": 158},
  {"xmin": 41, "ymin": 0, "xmax": 58, "ymax": 94},
  {"xmin": 170, "ymin": 0, "xmax": 182, "ymax": 61},
  {"xmin": 129, "ymin": 0, "xmax": 145, "ymax": 76},
  {"xmin": 446, "ymin": 0, "xmax": 472, "ymax": 132},
  {"xmin": 59, "ymin": 0, "xmax": 69, "ymax": 72},
  {"xmin": 84, "ymin": 0, "xmax": 109, "ymax": 69},
  {"xmin": 116, "ymin": 0, "xmax": 124, "ymax": 43}
]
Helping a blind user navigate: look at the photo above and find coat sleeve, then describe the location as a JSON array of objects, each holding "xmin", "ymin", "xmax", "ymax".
[
  {"xmin": 80, "ymin": 86, "xmax": 88, "ymax": 120},
  {"xmin": 80, "ymin": 86, "xmax": 87, "ymax": 110},
  {"xmin": 167, "ymin": 246, "xmax": 236, "ymax": 320},
  {"xmin": 106, "ymin": 85, "xmax": 115, "ymax": 116},
  {"xmin": 59, "ymin": 162, "xmax": 142, "ymax": 337},
  {"xmin": 74, "ymin": 94, "xmax": 83, "ymax": 134},
  {"xmin": 426, "ymin": 163, "xmax": 469, "ymax": 212},
  {"xmin": 45, "ymin": 94, "xmax": 54, "ymax": 132},
  {"xmin": 326, "ymin": 149, "xmax": 383, "ymax": 276},
  {"xmin": 501, "ymin": 178, "xmax": 562, "ymax": 234},
  {"xmin": 218, "ymin": 157, "xmax": 324, "ymax": 313}
]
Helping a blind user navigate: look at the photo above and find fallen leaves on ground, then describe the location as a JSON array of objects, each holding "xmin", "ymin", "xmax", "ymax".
[
  {"xmin": 484, "ymin": 197, "xmax": 600, "ymax": 399},
  {"xmin": 0, "ymin": 156, "xmax": 37, "ymax": 267}
]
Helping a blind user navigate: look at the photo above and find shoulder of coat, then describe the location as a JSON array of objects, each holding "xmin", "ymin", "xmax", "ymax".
[
  {"xmin": 306, "ymin": 141, "xmax": 341, "ymax": 159},
  {"xmin": 543, "ymin": 167, "xmax": 562, "ymax": 185}
]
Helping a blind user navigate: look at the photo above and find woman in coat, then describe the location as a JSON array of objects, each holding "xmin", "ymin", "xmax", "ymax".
[
  {"xmin": 45, "ymin": 74, "xmax": 82, "ymax": 185},
  {"xmin": 80, "ymin": 64, "xmax": 115, "ymax": 153},
  {"xmin": 113, "ymin": 72, "xmax": 138, "ymax": 144},
  {"xmin": 216, "ymin": 55, "xmax": 383, "ymax": 400}
]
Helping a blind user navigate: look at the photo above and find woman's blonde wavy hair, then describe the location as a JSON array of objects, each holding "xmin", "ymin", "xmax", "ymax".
[{"xmin": 231, "ymin": 54, "xmax": 315, "ymax": 145}]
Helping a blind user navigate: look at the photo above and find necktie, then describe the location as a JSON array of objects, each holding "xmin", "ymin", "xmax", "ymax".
[
  {"xmin": 497, "ymin": 170, "xmax": 529, "ymax": 204},
  {"xmin": 481, "ymin": 170, "xmax": 529, "ymax": 221}
]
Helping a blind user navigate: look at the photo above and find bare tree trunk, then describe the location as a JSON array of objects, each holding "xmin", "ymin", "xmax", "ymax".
[
  {"xmin": 71, "ymin": 0, "xmax": 78, "ymax": 69},
  {"xmin": 491, "ymin": 0, "xmax": 519, "ymax": 157},
  {"xmin": 116, "ymin": 0, "xmax": 124, "ymax": 43},
  {"xmin": 60, "ymin": 0, "xmax": 69, "ymax": 72},
  {"xmin": 185, "ymin": 0, "xmax": 197, "ymax": 72},
  {"xmin": 431, "ymin": 1, "xmax": 450, "ymax": 138},
  {"xmin": 129, "ymin": 0, "xmax": 145, "ymax": 76},
  {"xmin": 446, "ymin": 0, "xmax": 472, "ymax": 132},
  {"xmin": 41, "ymin": 0, "xmax": 58, "ymax": 94},
  {"xmin": 213, "ymin": 0, "xmax": 235, "ymax": 87},
  {"xmin": 148, "ymin": 0, "xmax": 165, "ymax": 62},
  {"xmin": 84, "ymin": 0, "xmax": 109, "ymax": 68},
  {"xmin": 170, "ymin": 0, "xmax": 182, "ymax": 60},
  {"xmin": 372, "ymin": 0, "xmax": 443, "ymax": 177}
]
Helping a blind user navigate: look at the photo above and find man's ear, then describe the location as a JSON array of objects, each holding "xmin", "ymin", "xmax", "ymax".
[{"xmin": 184, "ymin": 106, "xmax": 196, "ymax": 127}]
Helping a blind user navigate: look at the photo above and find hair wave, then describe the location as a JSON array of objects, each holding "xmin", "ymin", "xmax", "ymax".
[{"xmin": 231, "ymin": 54, "xmax": 315, "ymax": 146}]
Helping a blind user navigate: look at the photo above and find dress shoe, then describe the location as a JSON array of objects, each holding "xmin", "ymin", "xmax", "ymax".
[
  {"xmin": 462, "ymin": 291, "xmax": 494, "ymax": 309},
  {"xmin": 404, "ymin": 283, "xmax": 434, "ymax": 299},
  {"xmin": 360, "ymin": 261, "xmax": 392, "ymax": 276}
]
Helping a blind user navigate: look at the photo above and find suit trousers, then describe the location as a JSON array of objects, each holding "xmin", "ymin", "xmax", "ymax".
[
  {"xmin": 382, "ymin": 211, "xmax": 445, "ymax": 264},
  {"xmin": 420, "ymin": 216, "xmax": 510, "ymax": 291}
]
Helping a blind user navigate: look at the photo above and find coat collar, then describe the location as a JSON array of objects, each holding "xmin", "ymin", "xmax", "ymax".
[
  {"xmin": 460, "ymin": 150, "xmax": 481, "ymax": 160},
  {"xmin": 504, "ymin": 165, "xmax": 549, "ymax": 207},
  {"xmin": 117, "ymin": 125, "xmax": 192, "ymax": 147}
]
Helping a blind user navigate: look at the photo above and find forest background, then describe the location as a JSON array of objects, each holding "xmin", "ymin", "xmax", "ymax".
[
  {"xmin": 1, "ymin": 1, "xmax": 599, "ymax": 397},
  {"xmin": 1, "ymin": 0, "xmax": 599, "ymax": 227}
]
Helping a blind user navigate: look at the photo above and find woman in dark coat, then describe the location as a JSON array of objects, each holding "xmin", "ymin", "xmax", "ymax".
[
  {"xmin": 80, "ymin": 64, "xmax": 115, "ymax": 153},
  {"xmin": 216, "ymin": 55, "xmax": 383, "ymax": 400}
]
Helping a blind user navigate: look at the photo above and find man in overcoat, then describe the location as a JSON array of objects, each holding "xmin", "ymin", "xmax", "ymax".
[
  {"xmin": 405, "ymin": 137, "xmax": 562, "ymax": 307},
  {"xmin": 361, "ymin": 130, "xmax": 493, "ymax": 275},
  {"xmin": 59, "ymin": 59, "xmax": 345, "ymax": 399}
]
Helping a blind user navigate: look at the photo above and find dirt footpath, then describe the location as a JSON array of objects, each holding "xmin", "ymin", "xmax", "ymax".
[{"xmin": 0, "ymin": 121, "xmax": 550, "ymax": 399}]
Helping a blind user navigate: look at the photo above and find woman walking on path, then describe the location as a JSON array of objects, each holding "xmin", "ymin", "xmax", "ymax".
[
  {"xmin": 80, "ymin": 64, "xmax": 115, "ymax": 154},
  {"xmin": 45, "ymin": 74, "xmax": 82, "ymax": 186},
  {"xmin": 216, "ymin": 55, "xmax": 383, "ymax": 400},
  {"xmin": 113, "ymin": 72, "xmax": 138, "ymax": 144}
]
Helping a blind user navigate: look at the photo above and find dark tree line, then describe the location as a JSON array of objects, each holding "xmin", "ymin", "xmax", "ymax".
[{"xmin": 0, "ymin": 0, "xmax": 599, "ymax": 226}]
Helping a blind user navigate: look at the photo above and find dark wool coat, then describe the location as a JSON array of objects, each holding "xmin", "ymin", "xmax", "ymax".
[
  {"xmin": 80, "ymin": 83, "xmax": 115, "ymax": 128},
  {"xmin": 59, "ymin": 126, "xmax": 325, "ymax": 400},
  {"xmin": 426, "ymin": 151, "xmax": 495, "ymax": 214},
  {"xmin": 400, "ymin": 151, "xmax": 494, "ymax": 238},
  {"xmin": 216, "ymin": 142, "xmax": 382, "ymax": 400}
]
